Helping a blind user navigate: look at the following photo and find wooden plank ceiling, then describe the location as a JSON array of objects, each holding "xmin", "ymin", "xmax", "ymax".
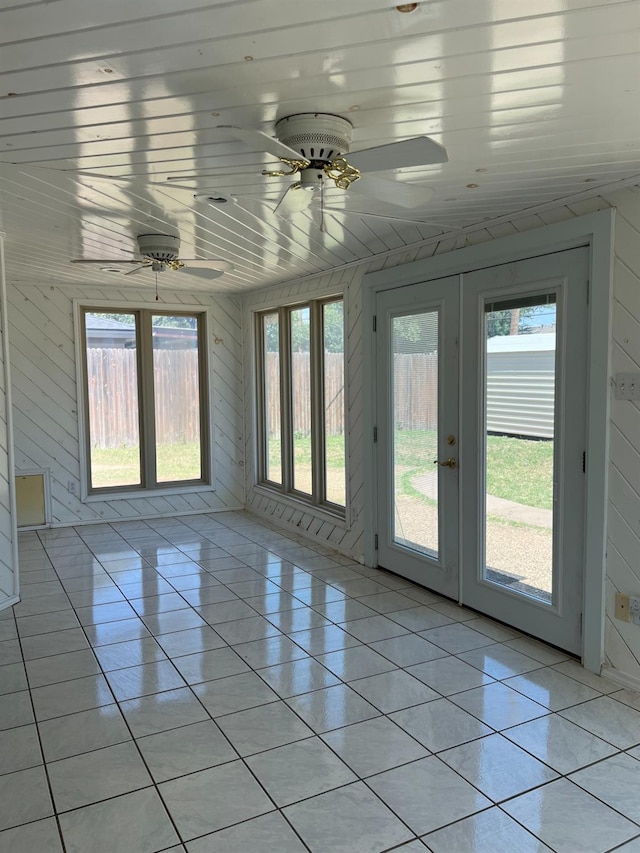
[{"xmin": 0, "ymin": 0, "xmax": 638, "ymax": 292}]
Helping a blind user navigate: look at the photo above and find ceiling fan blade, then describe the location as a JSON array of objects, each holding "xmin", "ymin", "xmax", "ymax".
[
  {"xmin": 178, "ymin": 266, "xmax": 225, "ymax": 281},
  {"xmin": 348, "ymin": 136, "xmax": 448, "ymax": 173},
  {"xmin": 323, "ymin": 207, "xmax": 454, "ymax": 228},
  {"xmin": 124, "ymin": 264, "xmax": 149, "ymax": 276},
  {"xmin": 180, "ymin": 259, "xmax": 235, "ymax": 272},
  {"xmin": 347, "ymin": 175, "xmax": 434, "ymax": 209},
  {"xmin": 218, "ymin": 125, "xmax": 307, "ymax": 164},
  {"xmin": 70, "ymin": 259, "xmax": 139, "ymax": 265},
  {"xmin": 273, "ymin": 183, "xmax": 314, "ymax": 218}
]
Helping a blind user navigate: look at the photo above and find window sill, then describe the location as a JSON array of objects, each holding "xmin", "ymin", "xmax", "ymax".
[
  {"xmin": 252, "ymin": 484, "xmax": 349, "ymax": 528},
  {"xmin": 83, "ymin": 484, "xmax": 216, "ymax": 502}
]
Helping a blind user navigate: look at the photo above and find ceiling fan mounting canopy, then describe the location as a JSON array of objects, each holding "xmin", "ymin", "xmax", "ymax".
[
  {"xmin": 274, "ymin": 113, "xmax": 353, "ymax": 163},
  {"xmin": 137, "ymin": 233, "xmax": 181, "ymax": 262}
]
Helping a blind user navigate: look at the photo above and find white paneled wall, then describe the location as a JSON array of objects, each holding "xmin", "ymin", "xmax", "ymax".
[
  {"xmin": 0, "ymin": 236, "xmax": 17, "ymax": 607},
  {"xmin": 603, "ymin": 187, "xmax": 640, "ymax": 686},
  {"xmin": 8, "ymin": 284, "xmax": 245, "ymax": 525}
]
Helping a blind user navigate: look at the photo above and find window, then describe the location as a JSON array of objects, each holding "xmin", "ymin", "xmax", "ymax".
[
  {"xmin": 81, "ymin": 308, "xmax": 209, "ymax": 493},
  {"xmin": 256, "ymin": 297, "xmax": 346, "ymax": 512}
]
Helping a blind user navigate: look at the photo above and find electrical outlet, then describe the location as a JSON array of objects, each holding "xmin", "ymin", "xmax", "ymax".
[
  {"xmin": 67, "ymin": 480, "xmax": 76, "ymax": 494},
  {"xmin": 614, "ymin": 373, "xmax": 640, "ymax": 401},
  {"xmin": 630, "ymin": 596, "xmax": 640, "ymax": 626},
  {"xmin": 616, "ymin": 593, "xmax": 630, "ymax": 622}
]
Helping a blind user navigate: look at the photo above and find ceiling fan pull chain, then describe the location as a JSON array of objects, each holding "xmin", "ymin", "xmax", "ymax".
[
  {"xmin": 262, "ymin": 157, "xmax": 309, "ymax": 178},
  {"xmin": 324, "ymin": 157, "xmax": 361, "ymax": 190}
]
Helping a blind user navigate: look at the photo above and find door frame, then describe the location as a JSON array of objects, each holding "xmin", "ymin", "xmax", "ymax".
[{"xmin": 362, "ymin": 210, "xmax": 614, "ymax": 673}]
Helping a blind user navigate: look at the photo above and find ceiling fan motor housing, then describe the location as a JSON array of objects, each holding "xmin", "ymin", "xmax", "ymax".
[
  {"xmin": 275, "ymin": 113, "xmax": 353, "ymax": 164},
  {"xmin": 137, "ymin": 233, "xmax": 180, "ymax": 261}
]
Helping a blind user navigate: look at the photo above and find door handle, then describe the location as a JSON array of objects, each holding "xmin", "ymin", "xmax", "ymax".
[{"xmin": 433, "ymin": 457, "xmax": 457, "ymax": 469}]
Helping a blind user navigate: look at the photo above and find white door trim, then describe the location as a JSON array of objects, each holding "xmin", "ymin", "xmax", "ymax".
[{"xmin": 362, "ymin": 209, "xmax": 614, "ymax": 673}]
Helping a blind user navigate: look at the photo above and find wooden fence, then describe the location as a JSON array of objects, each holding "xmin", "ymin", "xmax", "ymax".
[
  {"xmin": 87, "ymin": 348, "xmax": 200, "ymax": 448},
  {"xmin": 87, "ymin": 349, "xmax": 438, "ymax": 448},
  {"xmin": 264, "ymin": 352, "xmax": 437, "ymax": 437}
]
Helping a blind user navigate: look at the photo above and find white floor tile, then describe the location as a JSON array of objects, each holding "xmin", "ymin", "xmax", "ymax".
[
  {"xmin": 422, "ymin": 806, "xmax": 552, "ymax": 852},
  {"xmin": 59, "ymin": 787, "xmax": 179, "ymax": 853},
  {"xmin": 0, "ymin": 818, "xmax": 63, "ymax": 853},
  {"xmin": 559, "ymin": 696, "xmax": 640, "ymax": 748},
  {"xmin": 503, "ymin": 714, "xmax": 617, "ymax": 774},
  {"xmin": 503, "ymin": 778, "xmax": 638, "ymax": 853},
  {"xmin": 570, "ymin": 753, "xmax": 640, "ymax": 823},
  {"xmin": 0, "ymin": 766, "xmax": 53, "ymax": 831},
  {"xmin": 159, "ymin": 760, "xmax": 274, "ymax": 841},
  {"xmin": 246, "ymin": 736, "xmax": 356, "ymax": 805},
  {"xmin": 322, "ymin": 716, "xmax": 429, "ymax": 777},
  {"xmin": 38, "ymin": 704, "xmax": 131, "ymax": 762},
  {"xmin": 451, "ymin": 682, "xmax": 549, "ymax": 730},
  {"xmin": 287, "ymin": 683, "xmax": 380, "ymax": 733},
  {"xmin": 503, "ymin": 667, "xmax": 601, "ymax": 711},
  {"xmin": 47, "ymin": 741, "xmax": 152, "ymax": 811},
  {"xmin": 136, "ymin": 719, "xmax": 238, "ymax": 782},
  {"xmin": 349, "ymin": 669, "xmax": 439, "ymax": 713},
  {"xmin": 216, "ymin": 700, "xmax": 313, "ymax": 756},
  {"xmin": 0, "ymin": 724, "xmax": 42, "ymax": 775},
  {"xmin": 283, "ymin": 781, "xmax": 413, "ymax": 853},
  {"xmin": 185, "ymin": 812, "xmax": 307, "ymax": 852},
  {"xmin": 439, "ymin": 733, "xmax": 558, "ymax": 801},
  {"xmin": 367, "ymin": 756, "xmax": 491, "ymax": 836},
  {"xmin": 390, "ymin": 698, "xmax": 492, "ymax": 752}
]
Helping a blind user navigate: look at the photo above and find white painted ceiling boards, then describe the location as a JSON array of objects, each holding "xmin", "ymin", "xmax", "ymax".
[{"xmin": 0, "ymin": 0, "xmax": 639, "ymax": 292}]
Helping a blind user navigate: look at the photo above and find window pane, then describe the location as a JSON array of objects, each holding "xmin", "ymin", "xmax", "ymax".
[
  {"xmin": 85, "ymin": 312, "xmax": 141, "ymax": 489},
  {"xmin": 392, "ymin": 311, "xmax": 439, "ymax": 557},
  {"xmin": 290, "ymin": 306, "xmax": 311, "ymax": 495},
  {"xmin": 483, "ymin": 299, "xmax": 556, "ymax": 604},
  {"xmin": 323, "ymin": 301, "xmax": 346, "ymax": 506},
  {"xmin": 263, "ymin": 313, "xmax": 282, "ymax": 484},
  {"xmin": 153, "ymin": 315, "xmax": 202, "ymax": 483}
]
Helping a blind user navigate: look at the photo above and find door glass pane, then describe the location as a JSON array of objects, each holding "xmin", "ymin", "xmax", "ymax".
[
  {"xmin": 152, "ymin": 315, "xmax": 202, "ymax": 483},
  {"xmin": 84, "ymin": 311, "xmax": 141, "ymax": 489},
  {"xmin": 291, "ymin": 306, "xmax": 311, "ymax": 495},
  {"xmin": 323, "ymin": 301, "xmax": 345, "ymax": 506},
  {"xmin": 392, "ymin": 311, "xmax": 439, "ymax": 557},
  {"xmin": 263, "ymin": 313, "xmax": 282, "ymax": 484},
  {"xmin": 483, "ymin": 297, "xmax": 557, "ymax": 603}
]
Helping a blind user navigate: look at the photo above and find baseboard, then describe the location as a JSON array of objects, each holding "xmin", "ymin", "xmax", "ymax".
[
  {"xmin": 0, "ymin": 593, "xmax": 20, "ymax": 613},
  {"xmin": 45, "ymin": 505, "xmax": 246, "ymax": 529},
  {"xmin": 246, "ymin": 506, "xmax": 364, "ymax": 564},
  {"xmin": 601, "ymin": 664, "xmax": 640, "ymax": 693}
]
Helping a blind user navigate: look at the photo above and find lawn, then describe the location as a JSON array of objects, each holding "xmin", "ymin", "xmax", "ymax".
[{"xmin": 91, "ymin": 431, "xmax": 554, "ymax": 510}]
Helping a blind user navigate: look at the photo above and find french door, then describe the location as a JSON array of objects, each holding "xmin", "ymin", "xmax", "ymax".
[{"xmin": 375, "ymin": 248, "xmax": 589, "ymax": 654}]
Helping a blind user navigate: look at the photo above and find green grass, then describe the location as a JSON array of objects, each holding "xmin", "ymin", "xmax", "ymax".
[
  {"xmin": 91, "ymin": 442, "xmax": 202, "ymax": 488},
  {"xmin": 92, "ymin": 431, "xmax": 554, "ymax": 510}
]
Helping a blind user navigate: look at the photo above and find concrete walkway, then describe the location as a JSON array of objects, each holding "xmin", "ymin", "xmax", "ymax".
[{"xmin": 412, "ymin": 470, "xmax": 552, "ymax": 529}]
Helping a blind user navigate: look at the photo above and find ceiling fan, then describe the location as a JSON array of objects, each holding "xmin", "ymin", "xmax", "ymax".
[
  {"xmin": 71, "ymin": 234, "xmax": 234, "ymax": 279},
  {"xmin": 168, "ymin": 112, "xmax": 448, "ymax": 221}
]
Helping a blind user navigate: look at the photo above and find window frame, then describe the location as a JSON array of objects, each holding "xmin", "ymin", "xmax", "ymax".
[
  {"xmin": 78, "ymin": 304, "xmax": 211, "ymax": 498},
  {"xmin": 255, "ymin": 295, "xmax": 346, "ymax": 516}
]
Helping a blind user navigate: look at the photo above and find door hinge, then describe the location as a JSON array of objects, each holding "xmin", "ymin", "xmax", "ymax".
[
  {"xmin": 586, "ymin": 279, "xmax": 590, "ymax": 304},
  {"xmin": 373, "ymin": 315, "xmax": 377, "ymax": 332},
  {"xmin": 373, "ymin": 426, "xmax": 378, "ymax": 443},
  {"xmin": 582, "ymin": 451, "xmax": 586, "ymax": 473},
  {"xmin": 579, "ymin": 612, "xmax": 583, "ymax": 635},
  {"xmin": 374, "ymin": 534, "xmax": 379, "ymax": 550}
]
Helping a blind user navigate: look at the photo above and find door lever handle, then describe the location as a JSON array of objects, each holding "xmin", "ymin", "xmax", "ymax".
[{"xmin": 433, "ymin": 457, "xmax": 457, "ymax": 469}]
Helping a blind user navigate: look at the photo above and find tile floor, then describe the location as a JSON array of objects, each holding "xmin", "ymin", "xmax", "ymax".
[{"xmin": 1, "ymin": 511, "xmax": 639, "ymax": 852}]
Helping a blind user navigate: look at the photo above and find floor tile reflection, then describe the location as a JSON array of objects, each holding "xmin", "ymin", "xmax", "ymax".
[{"xmin": 4, "ymin": 512, "xmax": 640, "ymax": 853}]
